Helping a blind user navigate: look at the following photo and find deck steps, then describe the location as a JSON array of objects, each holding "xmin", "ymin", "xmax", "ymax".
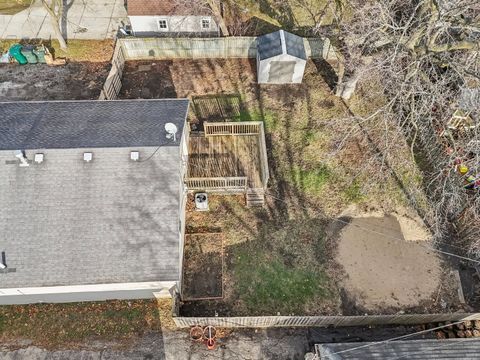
[{"xmin": 246, "ymin": 189, "xmax": 265, "ymax": 207}]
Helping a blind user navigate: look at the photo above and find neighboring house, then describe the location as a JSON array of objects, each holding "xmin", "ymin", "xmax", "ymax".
[
  {"xmin": 315, "ymin": 339, "xmax": 480, "ymax": 359},
  {"xmin": 256, "ymin": 30, "xmax": 307, "ymax": 84},
  {"xmin": 127, "ymin": 0, "xmax": 219, "ymax": 37},
  {"xmin": 0, "ymin": 99, "xmax": 189, "ymax": 305}
]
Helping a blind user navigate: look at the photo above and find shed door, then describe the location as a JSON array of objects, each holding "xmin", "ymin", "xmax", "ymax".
[{"xmin": 268, "ymin": 61, "xmax": 296, "ymax": 83}]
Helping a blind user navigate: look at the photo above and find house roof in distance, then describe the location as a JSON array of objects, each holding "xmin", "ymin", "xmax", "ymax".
[
  {"xmin": 0, "ymin": 99, "xmax": 189, "ymax": 150},
  {"xmin": 315, "ymin": 339, "xmax": 480, "ymax": 359},
  {"xmin": 127, "ymin": 0, "xmax": 211, "ymax": 16},
  {"xmin": 257, "ymin": 30, "xmax": 307, "ymax": 61}
]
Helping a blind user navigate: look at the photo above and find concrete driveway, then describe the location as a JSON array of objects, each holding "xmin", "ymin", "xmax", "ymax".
[{"xmin": 0, "ymin": 0, "xmax": 127, "ymax": 40}]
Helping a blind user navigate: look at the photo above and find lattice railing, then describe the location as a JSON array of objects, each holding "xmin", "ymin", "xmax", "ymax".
[
  {"xmin": 185, "ymin": 177, "xmax": 248, "ymax": 192},
  {"xmin": 204, "ymin": 122, "xmax": 261, "ymax": 136}
]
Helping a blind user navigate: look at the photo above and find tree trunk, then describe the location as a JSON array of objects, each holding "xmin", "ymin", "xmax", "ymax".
[
  {"xmin": 50, "ymin": 16, "xmax": 67, "ymax": 50},
  {"xmin": 42, "ymin": 0, "xmax": 67, "ymax": 50},
  {"xmin": 206, "ymin": 0, "xmax": 229, "ymax": 36}
]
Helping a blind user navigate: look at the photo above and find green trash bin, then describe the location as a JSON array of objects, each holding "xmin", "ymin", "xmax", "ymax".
[
  {"xmin": 9, "ymin": 44, "xmax": 27, "ymax": 65},
  {"xmin": 21, "ymin": 45, "xmax": 38, "ymax": 64},
  {"xmin": 33, "ymin": 46, "xmax": 46, "ymax": 63}
]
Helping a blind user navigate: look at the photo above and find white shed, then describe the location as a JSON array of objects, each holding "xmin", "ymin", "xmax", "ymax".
[{"xmin": 256, "ymin": 30, "xmax": 307, "ymax": 84}]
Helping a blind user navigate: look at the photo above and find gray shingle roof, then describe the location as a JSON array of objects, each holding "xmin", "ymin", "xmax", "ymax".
[
  {"xmin": 316, "ymin": 339, "xmax": 480, "ymax": 359},
  {"xmin": 0, "ymin": 99, "xmax": 189, "ymax": 150},
  {"xmin": 257, "ymin": 31, "xmax": 283, "ymax": 60},
  {"xmin": 257, "ymin": 30, "xmax": 306, "ymax": 60},
  {"xmin": 0, "ymin": 146, "xmax": 181, "ymax": 288},
  {"xmin": 284, "ymin": 31, "xmax": 307, "ymax": 60}
]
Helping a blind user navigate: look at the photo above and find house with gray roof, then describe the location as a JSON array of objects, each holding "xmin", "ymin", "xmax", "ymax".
[
  {"xmin": 256, "ymin": 30, "xmax": 307, "ymax": 84},
  {"xmin": 0, "ymin": 99, "xmax": 189, "ymax": 305},
  {"xmin": 315, "ymin": 338, "xmax": 480, "ymax": 359}
]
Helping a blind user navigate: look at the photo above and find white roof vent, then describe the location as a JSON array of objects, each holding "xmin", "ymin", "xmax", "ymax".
[
  {"xmin": 14, "ymin": 150, "xmax": 29, "ymax": 167},
  {"xmin": 165, "ymin": 123, "xmax": 178, "ymax": 142},
  {"xmin": 130, "ymin": 151, "xmax": 139, "ymax": 161},
  {"xmin": 34, "ymin": 153, "xmax": 44, "ymax": 164},
  {"xmin": 83, "ymin": 152, "xmax": 93, "ymax": 162}
]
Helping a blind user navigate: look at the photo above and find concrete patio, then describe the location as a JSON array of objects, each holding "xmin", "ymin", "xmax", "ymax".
[{"xmin": 0, "ymin": 0, "xmax": 127, "ymax": 40}]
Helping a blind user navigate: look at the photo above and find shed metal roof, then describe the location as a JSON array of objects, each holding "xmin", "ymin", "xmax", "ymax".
[
  {"xmin": 284, "ymin": 31, "xmax": 307, "ymax": 60},
  {"xmin": 316, "ymin": 339, "xmax": 480, "ymax": 359},
  {"xmin": 257, "ymin": 31, "xmax": 283, "ymax": 60},
  {"xmin": 0, "ymin": 99, "xmax": 188, "ymax": 150},
  {"xmin": 257, "ymin": 30, "xmax": 307, "ymax": 60}
]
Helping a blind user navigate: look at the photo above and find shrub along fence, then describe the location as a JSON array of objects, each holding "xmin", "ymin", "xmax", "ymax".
[
  {"xmin": 172, "ymin": 313, "xmax": 480, "ymax": 328},
  {"xmin": 98, "ymin": 36, "xmax": 339, "ymax": 100}
]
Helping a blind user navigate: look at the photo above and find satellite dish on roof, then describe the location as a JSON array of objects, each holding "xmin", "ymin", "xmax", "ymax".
[{"xmin": 165, "ymin": 123, "xmax": 178, "ymax": 142}]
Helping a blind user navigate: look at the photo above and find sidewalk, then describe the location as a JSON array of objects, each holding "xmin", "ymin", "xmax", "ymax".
[{"xmin": 0, "ymin": 0, "xmax": 127, "ymax": 40}]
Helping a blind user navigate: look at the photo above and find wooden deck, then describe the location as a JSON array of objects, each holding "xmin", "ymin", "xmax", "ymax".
[{"xmin": 188, "ymin": 134, "xmax": 263, "ymax": 189}]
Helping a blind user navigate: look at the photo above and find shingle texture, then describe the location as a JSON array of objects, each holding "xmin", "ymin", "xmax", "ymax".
[
  {"xmin": 0, "ymin": 99, "xmax": 188, "ymax": 150},
  {"xmin": 0, "ymin": 147, "xmax": 181, "ymax": 288},
  {"xmin": 316, "ymin": 339, "xmax": 480, "ymax": 359},
  {"xmin": 257, "ymin": 30, "xmax": 306, "ymax": 60},
  {"xmin": 127, "ymin": 0, "xmax": 211, "ymax": 16}
]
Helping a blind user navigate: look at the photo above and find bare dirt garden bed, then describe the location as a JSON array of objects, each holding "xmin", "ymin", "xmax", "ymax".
[
  {"xmin": 119, "ymin": 59, "xmax": 464, "ymax": 317},
  {"xmin": 0, "ymin": 39, "xmax": 113, "ymax": 101}
]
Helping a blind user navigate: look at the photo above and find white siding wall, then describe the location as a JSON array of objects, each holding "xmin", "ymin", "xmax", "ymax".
[
  {"xmin": 129, "ymin": 15, "xmax": 219, "ymax": 35},
  {"xmin": 0, "ymin": 281, "xmax": 175, "ymax": 305},
  {"xmin": 257, "ymin": 53, "xmax": 306, "ymax": 84}
]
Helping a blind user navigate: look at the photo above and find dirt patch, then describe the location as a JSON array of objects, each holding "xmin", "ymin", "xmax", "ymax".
[
  {"xmin": 182, "ymin": 233, "xmax": 224, "ymax": 300},
  {"xmin": 340, "ymin": 204, "xmax": 432, "ymax": 242},
  {"xmin": 119, "ymin": 61, "xmax": 177, "ymax": 99},
  {"xmin": 0, "ymin": 62, "xmax": 109, "ymax": 101},
  {"xmin": 336, "ymin": 215, "xmax": 445, "ymax": 311}
]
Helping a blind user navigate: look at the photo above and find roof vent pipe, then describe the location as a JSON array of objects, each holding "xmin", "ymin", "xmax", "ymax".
[{"xmin": 14, "ymin": 150, "xmax": 29, "ymax": 167}]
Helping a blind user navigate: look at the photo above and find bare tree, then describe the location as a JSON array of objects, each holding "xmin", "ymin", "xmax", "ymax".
[
  {"xmin": 172, "ymin": 0, "xmax": 229, "ymax": 36},
  {"xmin": 41, "ymin": 0, "xmax": 67, "ymax": 50},
  {"xmin": 206, "ymin": 0, "xmax": 229, "ymax": 36},
  {"xmin": 332, "ymin": 0, "xmax": 480, "ymax": 254}
]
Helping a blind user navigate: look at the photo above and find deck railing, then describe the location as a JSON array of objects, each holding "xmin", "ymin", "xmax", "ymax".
[
  {"xmin": 258, "ymin": 123, "xmax": 270, "ymax": 189},
  {"xmin": 204, "ymin": 122, "xmax": 262, "ymax": 136},
  {"xmin": 185, "ymin": 177, "xmax": 248, "ymax": 192}
]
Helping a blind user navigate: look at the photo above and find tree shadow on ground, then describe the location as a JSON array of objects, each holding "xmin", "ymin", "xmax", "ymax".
[
  {"xmin": 312, "ymin": 58, "xmax": 338, "ymax": 91},
  {"xmin": 191, "ymin": 94, "xmax": 246, "ymax": 130}
]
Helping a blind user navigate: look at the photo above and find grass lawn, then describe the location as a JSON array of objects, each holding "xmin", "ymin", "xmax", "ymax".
[
  {"xmin": 0, "ymin": 0, "xmax": 29, "ymax": 15},
  {"xmin": 0, "ymin": 300, "xmax": 161, "ymax": 348}
]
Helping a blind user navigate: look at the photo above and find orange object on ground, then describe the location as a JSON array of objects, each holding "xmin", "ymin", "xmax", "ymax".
[{"xmin": 206, "ymin": 338, "xmax": 216, "ymax": 350}]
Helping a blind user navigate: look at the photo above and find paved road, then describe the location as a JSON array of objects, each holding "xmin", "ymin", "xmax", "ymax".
[
  {"xmin": 0, "ymin": 326, "xmax": 432, "ymax": 359},
  {"xmin": 0, "ymin": 0, "xmax": 127, "ymax": 40}
]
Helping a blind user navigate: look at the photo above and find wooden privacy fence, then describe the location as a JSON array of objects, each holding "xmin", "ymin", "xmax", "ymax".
[
  {"xmin": 120, "ymin": 37, "xmax": 257, "ymax": 59},
  {"xmin": 117, "ymin": 37, "xmax": 335, "ymax": 60},
  {"xmin": 99, "ymin": 42, "xmax": 126, "ymax": 100},
  {"xmin": 173, "ymin": 313, "xmax": 480, "ymax": 328}
]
